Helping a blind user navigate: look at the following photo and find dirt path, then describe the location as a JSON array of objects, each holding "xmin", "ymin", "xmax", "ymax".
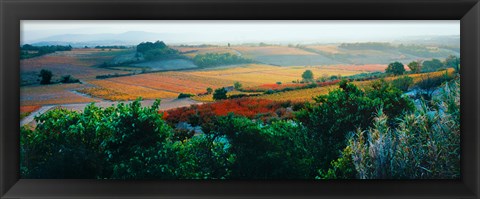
[
  {"xmin": 20, "ymin": 98, "xmax": 203, "ymax": 126},
  {"xmin": 20, "ymin": 105, "xmax": 56, "ymax": 126},
  {"xmin": 232, "ymin": 49, "xmax": 242, "ymax": 56}
]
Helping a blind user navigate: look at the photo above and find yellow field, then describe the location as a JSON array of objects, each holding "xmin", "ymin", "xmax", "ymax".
[
  {"xmin": 255, "ymin": 85, "xmax": 337, "ymax": 102},
  {"xmin": 188, "ymin": 64, "xmax": 362, "ymax": 86},
  {"xmin": 392, "ymin": 69, "xmax": 455, "ymax": 83},
  {"xmin": 78, "ymin": 87, "xmax": 135, "ymax": 101},
  {"xmin": 85, "ymin": 80, "xmax": 179, "ymax": 100},
  {"xmin": 82, "ymin": 64, "xmax": 363, "ymax": 102},
  {"xmin": 148, "ymin": 72, "xmax": 233, "ymax": 89}
]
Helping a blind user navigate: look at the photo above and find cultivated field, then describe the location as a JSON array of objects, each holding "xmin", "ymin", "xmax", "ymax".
[
  {"xmin": 19, "ymin": 44, "xmax": 454, "ymax": 109},
  {"xmin": 173, "ymin": 46, "xmax": 240, "ymax": 58},
  {"xmin": 20, "ymin": 48, "xmax": 132, "ymax": 85},
  {"xmin": 232, "ymin": 46, "xmax": 341, "ymax": 66},
  {"xmin": 21, "ymin": 83, "xmax": 100, "ymax": 106}
]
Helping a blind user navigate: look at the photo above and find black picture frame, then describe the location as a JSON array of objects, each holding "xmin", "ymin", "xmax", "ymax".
[{"xmin": 1, "ymin": 0, "xmax": 479, "ymax": 198}]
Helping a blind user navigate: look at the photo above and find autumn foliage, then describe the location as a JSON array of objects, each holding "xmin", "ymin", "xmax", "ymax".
[{"xmin": 161, "ymin": 98, "xmax": 302, "ymax": 125}]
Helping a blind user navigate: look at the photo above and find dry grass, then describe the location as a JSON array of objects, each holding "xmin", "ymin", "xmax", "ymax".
[
  {"xmin": 78, "ymin": 87, "xmax": 136, "ymax": 101},
  {"xmin": 255, "ymin": 85, "xmax": 336, "ymax": 102}
]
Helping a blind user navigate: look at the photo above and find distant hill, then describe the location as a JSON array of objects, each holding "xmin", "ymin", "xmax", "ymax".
[
  {"xmin": 394, "ymin": 35, "xmax": 460, "ymax": 47},
  {"xmin": 30, "ymin": 31, "xmax": 184, "ymax": 47}
]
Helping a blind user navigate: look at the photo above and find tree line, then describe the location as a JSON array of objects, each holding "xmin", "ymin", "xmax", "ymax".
[
  {"xmin": 20, "ymin": 44, "xmax": 72, "ymax": 59},
  {"xmin": 193, "ymin": 53, "xmax": 255, "ymax": 68}
]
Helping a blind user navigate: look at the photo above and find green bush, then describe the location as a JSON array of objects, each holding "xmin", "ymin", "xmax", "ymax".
[
  {"xmin": 422, "ymin": 58, "xmax": 445, "ymax": 72},
  {"xmin": 60, "ymin": 75, "xmax": 80, "ymax": 83},
  {"xmin": 213, "ymin": 87, "xmax": 228, "ymax": 100},
  {"xmin": 178, "ymin": 93, "xmax": 195, "ymax": 99},
  {"xmin": 385, "ymin": 61, "xmax": 405, "ymax": 76},
  {"xmin": 211, "ymin": 114, "xmax": 314, "ymax": 179}
]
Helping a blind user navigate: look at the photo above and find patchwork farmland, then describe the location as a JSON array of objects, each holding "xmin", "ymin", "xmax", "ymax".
[{"xmin": 20, "ymin": 42, "xmax": 459, "ymax": 126}]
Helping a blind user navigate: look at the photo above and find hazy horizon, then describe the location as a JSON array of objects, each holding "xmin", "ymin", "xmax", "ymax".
[{"xmin": 21, "ymin": 20, "xmax": 460, "ymax": 45}]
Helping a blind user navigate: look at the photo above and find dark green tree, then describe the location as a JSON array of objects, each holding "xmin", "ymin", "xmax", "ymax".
[
  {"xmin": 234, "ymin": 82, "xmax": 242, "ymax": 90},
  {"xmin": 213, "ymin": 87, "xmax": 227, "ymax": 100},
  {"xmin": 385, "ymin": 62, "xmax": 405, "ymax": 75},
  {"xmin": 39, "ymin": 69, "xmax": 53, "ymax": 84},
  {"xmin": 422, "ymin": 58, "xmax": 444, "ymax": 72},
  {"xmin": 407, "ymin": 60, "xmax": 422, "ymax": 73},
  {"xmin": 302, "ymin": 70, "xmax": 314, "ymax": 82},
  {"xmin": 444, "ymin": 55, "xmax": 460, "ymax": 72},
  {"xmin": 206, "ymin": 87, "xmax": 213, "ymax": 94}
]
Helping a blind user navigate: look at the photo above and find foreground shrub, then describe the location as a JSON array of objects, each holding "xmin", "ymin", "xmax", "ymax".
[
  {"xmin": 211, "ymin": 114, "xmax": 314, "ymax": 179},
  {"xmin": 297, "ymin": 80, "xmax": 413, "ymax": 174},
  {"xmin": 346, "ymin": 79, "xmax": 460, "ymax": 179},
  {"xmin": 415, "ymin": 71, "xmax": 453, "ymax": 100}
]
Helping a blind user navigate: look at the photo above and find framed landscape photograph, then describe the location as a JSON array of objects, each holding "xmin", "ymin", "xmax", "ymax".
[{"xmin": 1, "ymin": 0, "xmax": 479, "ymax": 198}]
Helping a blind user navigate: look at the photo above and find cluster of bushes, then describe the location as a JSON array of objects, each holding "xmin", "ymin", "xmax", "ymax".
[
  {"xmin": 96, "ymin": 73, "xmax": 134, "ymax": 79},
  {"xmin": 21, "ymin": 99, "xmax": 304, "ymax": 179},
  {"xmin": 20, "ymin": 44, "xmax": 73, "ymax": 59},
  {"xmin": 296, "ymin": 79, "xmax": 415, "ymax": 174},
  {"xmin": 60, "ymin": 75, "xmax": 80, "ymax": 84},
  {"xmin": 136, "ymin": 41, "xmax": 181, "ymax": 61},
  {"xmin": 227, "ymin": 93, "xmax": 261, "ymax": 99},
  {"xmin": 407, "ymin": 55, "xmax": 460, "ymax": 74},
  {"xmin": 320, "ymin": 78, "xmax": 460, "ymax": 179},
  {"xmin": 344, "ymin": 72, "xmax": 386, "ymax": 81},
  {"xmin": 21, "ymin": 76, "xmax": 460, "ymax": 179},
  {"xmin": 94, "ymin": 45, "xmax": 128, "ymax": 49},
  {"xmin": 193, "ymin": 53, "xmax": 254, "ymax": 68},
  {"xmin": 38, "ymin": 69, "xmax": 79, "ymax": 85}
]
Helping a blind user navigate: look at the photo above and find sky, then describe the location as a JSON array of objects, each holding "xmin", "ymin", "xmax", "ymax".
[{"xmin": 21, "ymin": 20, "xmax": 460, "ymax": 44}]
